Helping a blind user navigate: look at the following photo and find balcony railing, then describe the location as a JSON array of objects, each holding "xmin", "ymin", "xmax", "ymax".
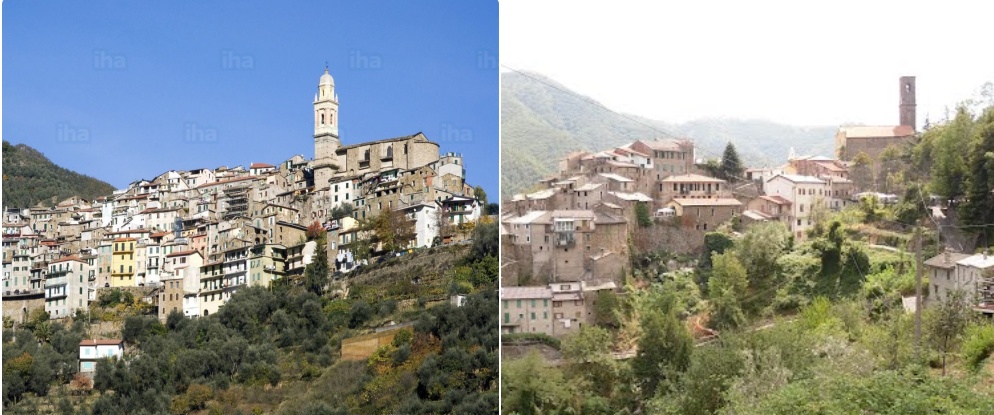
[{"xmin": 3, "ymin": 288, "xmax": 44, "ymax": 297}]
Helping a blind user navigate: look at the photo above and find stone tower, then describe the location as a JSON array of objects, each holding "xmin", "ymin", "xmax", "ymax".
[
  {"xmin": 899, "ymin": 76, "xmax": 916, "ymax": 130},
  {"xmin": 313, "ymin": 67, "xmax": 340, "ymax": 188}
]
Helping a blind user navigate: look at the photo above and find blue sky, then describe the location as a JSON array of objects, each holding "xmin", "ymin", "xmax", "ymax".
[{"xmin": 3, "ymin": 0, "xmax": 498, "ymax": 199}]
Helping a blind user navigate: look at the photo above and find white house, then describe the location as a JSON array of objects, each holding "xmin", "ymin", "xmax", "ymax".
[
  {"xmin": 398, "ymin": 202, "xmax": 439, "ymax": 248},
  {"xmin": 46, "ymin": 256, "xmax": 88, "ymax": 319},
  {"xmin": 764, "ymin": 174, "xmax": 829, "ymax": 240},
  {"xmin": 79, "ymin": 339, "xmax": 124, "ymax": 376},
  {"xmin": 249, "ymin": 162, "xmax": 276, "ymax": 176},
  {"xmin": 440, "ymin": 196, "xmax": 481, "ymax": 226},
  {"xmin": 330, "ymin": 177, "xmax": 356, "ymax": 208}
]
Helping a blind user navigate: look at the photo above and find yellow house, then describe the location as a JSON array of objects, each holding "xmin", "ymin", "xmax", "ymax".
[{"xmin": 110, "ymin": 237, "xmax": 137, "ymax": 287}]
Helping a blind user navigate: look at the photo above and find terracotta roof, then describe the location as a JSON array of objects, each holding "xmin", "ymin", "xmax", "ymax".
[
  {"xmin": 501, "ymin": 286, "xmax": 553, "ymax": 300},
  {"xmin": 770, "ymin": 174, "xmax": 825, "ymax": 184},
  {"xmin": 51, "ymin": 255, "xmax": 85, "ymax": 264},
  {"xmin": 616, "ymin": 146, "xmax": 651, "ymax": 158},
  {"xmin": 840, "ymin": 125, "xmax": 915, "ymax": 138},
  {"xmin": 550, "ymin": 210, "xmax": 596, "ymax": 220},
  {"xmin": 598, "ymin": 173, "xmax": 634, "ymax": 182},
  {"xmin": 113, "ymin": 237, "xmax": 137, "ymax": 242},
  {"xmin": 80, "ymin": 339, "xmax": 124, "ymax": 346},
  {"xmin": 670, "ymin": 198, "xmax": 743, "ymax": 207},
  {"xmin": 336, "ymin": 133, "xmax": 435, "ymax": 151},
  {"xmin": 594, "ymin": 211, "xmax": 627, "ymax": 225},
  {"xmin": 250, "ymin": 162, "xmax": 275, "ymax": 169},
  {"xmin": 166, "ymin": 250, "xmax": 200, "ymax": 258},
  {"xmin": 635, "ymin": 138, "xmax": 689, "ymax": 151},
  {"xmin": 661, "ymin": 174, "xmax": 726, "ymax": 183},
  {"xmin": 151, "ymin": 232, "xmax": 171, "ymax": 238},
  {"xmin": 116, "ymin": 194, "xmax": 150, "ymax": 201},
  {"xmin": 759, "ymin": 195, "xmax": 793, "ymax": 205},
  {"xmin": 106, "ymin": 229, "xmax": 151, "ymax": 235},
  {"xmin": 923, "ymin": 252, "xmax": 972, "ymax": 269},
  {"xmin": 196, "ymin": 176, "xmax": 254, "ymax": 189}
]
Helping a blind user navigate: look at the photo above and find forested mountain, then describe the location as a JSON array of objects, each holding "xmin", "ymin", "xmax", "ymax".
[
  {"xmin": 2, "ymin": 140, "xmax": 116, "ymax": 208},
  {"xmin": 500, "ymin": 71, "xmax": 838, "ymax": 197}
]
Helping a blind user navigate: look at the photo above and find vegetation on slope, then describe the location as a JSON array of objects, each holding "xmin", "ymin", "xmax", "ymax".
[
  {"xmin": 2, "ymin": 140, "xmax": 116, "ymax": 208},
  {"xmin": 2, "ymin": 224, "xmax": 499, "ymax": 414}
]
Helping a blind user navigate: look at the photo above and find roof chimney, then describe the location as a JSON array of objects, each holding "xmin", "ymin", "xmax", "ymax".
[{"xmin": 944, "ymin": 250, "xmax": 950, "ymax": 265}]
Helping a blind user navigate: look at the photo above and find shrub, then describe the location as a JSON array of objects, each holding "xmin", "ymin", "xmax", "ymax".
[{"xmin": 961, "ymin": 323, "xmax": 994, "ymax": 372}]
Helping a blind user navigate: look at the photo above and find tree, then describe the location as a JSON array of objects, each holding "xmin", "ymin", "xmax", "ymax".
[
  {"xmin": 473, "ymin": 185, "xmax": 488, "ymax": 206},
  {"xmin": 925, "ymin": 289, "xmax": 973, "ymax": 375},
  {"xmin": 959, "ymin": 106, "xmax": 994, "ymax": 239},
  {"xmin": 468, "ymin": 221, "xmax": 498, "ymax": 261},
  {"xmin": 561, "ymin": 326, "xmax": 619, "ymax": 398},
  {"xmin": 306, "ymin": 220, "xmax": 326, "ymax": 241},
  {"xmin": 330, "ymin": 202, "xmax": 354, "ymax": 220},
  {"xmin": 348, "ymin": 300, "xmax": 373, "ymax": 329},
  {"xmin": 632, "ymin": 308, "xmax": 693, "ymax": 399},
  {"xmin": 593, "ymin": 290, "xmax": 622, "ymax": 329},
  {"xmin": 701, "ymin": 158, "xmax": 722, "ymax": 179},
  {"xmin": 368, "ymin": 209, "xmax": 415, "ymax": 253},
  {"xmin": 501, "ymin": 352, "xmax": 573, "ymax": 414},
  {"xmin": 736, "ymin": 222, "xmax": 790, "ymax": 313},
  {"xmin": 877, "ymin": 145, "xmax": 904, "ymax": 194},
  {"xmin": 433, "ymin": 203, "xmax": 453, "ymax": 245},
  {"xmin": 634, "ymin": 201, "xmax": 652, "ymax": 228},
  {"xmin": 850, "ymin": 151, "xmax": 874, "ymax": 192},
  {"xmin": 720, "ymin": 142, "xmax": 744, "ymax": 182},
  {"xmin": 932, "ymin": 105, "xmax": 976, "ymax": 200},
  {"xmin": 708, "ymin": 251, "xmax": 748, "ymax": 330},
  {"xmin": 304, "ymin": 234, "xmax": 330, "ymax": 294},
  {"xmin": 651, "ymin": 343, "xmax": 744, "ymax": 415}
]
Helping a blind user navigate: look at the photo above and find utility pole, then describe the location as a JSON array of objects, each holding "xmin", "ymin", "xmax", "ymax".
[{"xmin": 914, "ymin": 223, "xmax": 923, "ymax": 361}]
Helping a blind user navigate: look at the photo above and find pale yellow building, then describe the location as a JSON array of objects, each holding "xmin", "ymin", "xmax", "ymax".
[{"xmin": 110, "ymin": 238, "xmax": 136, "ymax": 287}]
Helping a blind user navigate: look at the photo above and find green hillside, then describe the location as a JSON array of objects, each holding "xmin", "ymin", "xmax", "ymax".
[
  {"xmin": 2, "ymin": 140, "xmax": 116, "ymax": 208},
  {"xmin": 2, "ymin": 225, "xmax": 499, "ymax": 414},
  {"xmin": 500, "ymin": 71, "xmax": 839, "ymax": 197}
]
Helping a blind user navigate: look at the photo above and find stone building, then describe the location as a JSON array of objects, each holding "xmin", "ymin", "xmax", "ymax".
[{"xmin": 835, "ymin": 76, "xmax": 917, "ymax": 183}]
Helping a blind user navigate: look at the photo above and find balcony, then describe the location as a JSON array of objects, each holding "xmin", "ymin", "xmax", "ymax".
[
  {"xmin": 556, "ymin": 233, "xmax": 575, "ymax": 248},
  {"xmin": 3, "ymin": 288, "xmax": 44, "ymax": 298},
  {"xmin": 47, "ymin": 290, "xmax": 68, "ymax": 300},
  {"xmin": 201, "ymin": 282, "xmax": 224, "ymax": 294},
  {"xmin": 45, "ymin": 276, "xmax": 68, "ymax": 287}
]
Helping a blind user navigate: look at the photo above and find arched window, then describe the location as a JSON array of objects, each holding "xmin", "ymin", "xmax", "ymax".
[
  {"xmin": 321, "ymin": 113, "xmax": 325, "ymax": 125},
  {"xmin": 403, "ymin": 144, "xmax": 408, "ymax": 155},
  {"xmin": 385, "ymin": 145, "xmax": 393, "ymax": 158},
  {"xmin": 363, "ymin": 149, "xmax": 370, "ymax": 161}
]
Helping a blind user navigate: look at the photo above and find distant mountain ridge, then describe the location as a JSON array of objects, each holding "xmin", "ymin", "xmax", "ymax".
[
  {"xmin": 500, "ymin": 71, "xmax": 839, "ymax": 197},
  {"xmin": 2, "ymin": 140, "xmax": 117, "ymax": 208}
]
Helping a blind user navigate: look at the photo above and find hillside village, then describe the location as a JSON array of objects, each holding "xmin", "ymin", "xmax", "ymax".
[
  {"xmin": 2, "ymin": 69, "xmax": 485, "ymax": 328},
  {"xmin": 500, "ymin": 76, "xmax": 994, "ymax": 339}
]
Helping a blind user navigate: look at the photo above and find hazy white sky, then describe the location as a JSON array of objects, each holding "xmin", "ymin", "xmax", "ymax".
[{"xmin": 500, "ymin": 0, "xmax": 994, "ymax": 127}]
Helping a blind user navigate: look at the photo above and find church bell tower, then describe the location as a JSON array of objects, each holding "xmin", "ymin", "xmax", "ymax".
[{"xmin": 313, "ymin": 67, "xmax": 340, "ymax": 187}]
